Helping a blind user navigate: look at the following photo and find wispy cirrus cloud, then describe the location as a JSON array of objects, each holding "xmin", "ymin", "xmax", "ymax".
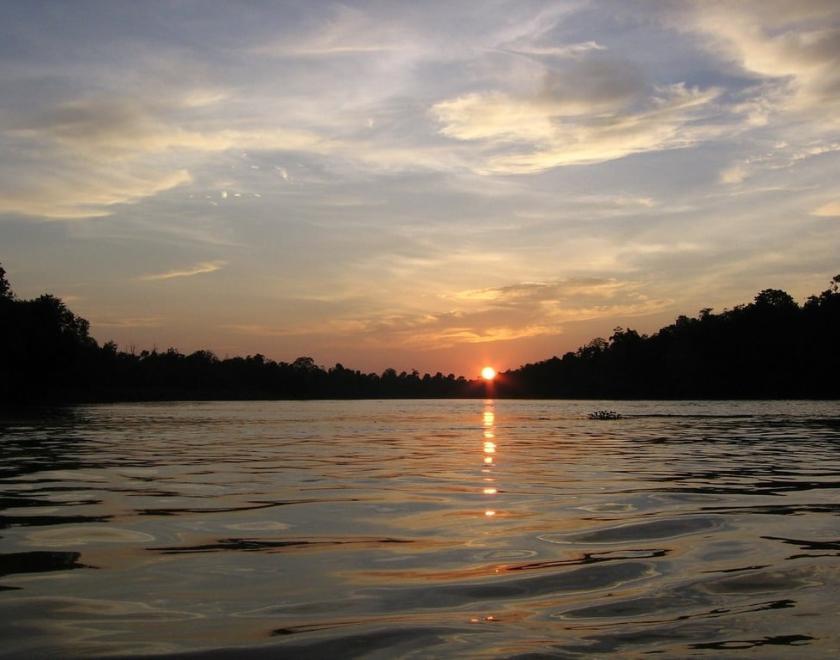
[
  {"xmin": 501, "ymin": 40, "xmax": 606, "ymax": 58},
  {"xmin": 676, "ymin": 0, "xmax": 840, "ymax": 120},
  {"xmin": 0, "ymin": 166, "xmax": 192, "ymax": 220},
  {"xmin": 225, "ymin": 277, "xmax": 672, "ymax": 350},
  {"xmin": 91, "ymin": 316, "xmax": 163, "ymax": 328},
  {"xmin": 338, "ymin": 278, "xmax": 670, "ymax": 349},
  {"xmin": 0, "ymin": 95, "xmax": 331, "ymax": 219},
  {"xmin": 253, "ymin": 4, "xmax": 410, "ymax": 57},
  {"xmin": 8, "ymin": 98, "xmax": 327, "ymax": 157},
  {"xmin": 431, "ymin": 53, "xmax": 723, "ymax": 174},
  {"xmin": 812, "ymin": 200, "xmax": 840, "ymax": 217},
  {"xmin": 139, "ymin": 260, "xmax": 226, "ymax": 282}
]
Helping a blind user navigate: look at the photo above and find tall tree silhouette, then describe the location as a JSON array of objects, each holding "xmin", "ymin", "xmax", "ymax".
[
  {"xmin": 0, "ymin": 264, "xmax": 11, "ymax": 300},
  {"xmin": 1, "ymin": 262, "xmax": 839, "ymax": 403}
]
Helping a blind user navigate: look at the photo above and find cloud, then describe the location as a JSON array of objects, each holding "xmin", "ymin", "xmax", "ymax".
[
  {"xmin": 715, "ymin": 140, "xmax": 840, "ymax": 188},
  {"xmin": 253, "ymin": 4, "xmax": 410, "ymax": 57},
  {"xmin": 2, "ymin": 6, "xmax": 757, "ymax": 220},
  {"xmin": 676, "ymin": 1, "xmax": 840, "ymax": 120},
  {"xmin": 432, "ymin": 53, "xmax": 721, "ymax": 174},
  {"xmin": 361, "ymin": 278, "xmax": 671, "ymax": 349},
  {"xmin": 226, "ymin": 277, "xmax": 671, "ymax": 350},
  {"xmin": 720, "ymin": 163, "xmax": 748, "ymax": 185},
  {"xmin": 8, "ymin": 97, "xmax": 328, "ymax": 159},
  {"xmin": 812, "ymin": 200, "xmax": 840, "ymax": 216},
  {"xmin": 540, "ymin": 58, "xmax": 648, "ymax": 114},
  {"xmin": 139, "ymin": 260, "xmax": 226, "ymax": 281},
  {"xmin": 454, "ymin": 278, "xmax": 627, "ymax": 304},
  {"xmin": 0, "ymin": 95, "xmax": 330, "ymax": 219},
  {"xmin": 91, "ymin": 316, "xmax": 163, "ymax": 328},
  {"xmin": 503, "ymin": 41, "xmax": 606, "ymax": 58},
  {"xmin": 0, "ymin": 166, "xmax": 192, "ymax": 220}
]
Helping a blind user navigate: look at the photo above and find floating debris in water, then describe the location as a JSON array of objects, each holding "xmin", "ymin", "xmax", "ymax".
[{"xmin": 588, "ymin": 410, "xmax": 622, "ymax": 420}]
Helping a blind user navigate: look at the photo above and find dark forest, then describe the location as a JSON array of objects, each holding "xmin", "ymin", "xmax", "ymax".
[{"xmin": 1, "ymin": 263, "xmax": 838, "ymax": 403}]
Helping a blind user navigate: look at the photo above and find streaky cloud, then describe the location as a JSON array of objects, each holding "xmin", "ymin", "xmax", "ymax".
[
  {"xmin": 432, "ymin": 61, "xmax": 723, "ymax": 173},
  {"xmin": 812, "ymin": 200, "xmax": 840, "ymax": 217},
  {"xmin": 139, "ymin": 260, "xmax": 226, "ymax": 282}
]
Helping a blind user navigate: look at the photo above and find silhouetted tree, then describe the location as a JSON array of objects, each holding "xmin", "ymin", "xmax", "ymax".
[
  {"xmin": 0, "ymin": 264, "xmax": 12, "ymax": 300},
  {"xmin": 497, "ymin": 273, "xmax": 840, "ymax": 400},
  {"xmin": 2, "ymin": 262, "xmax": 839, "ymax": 404}
]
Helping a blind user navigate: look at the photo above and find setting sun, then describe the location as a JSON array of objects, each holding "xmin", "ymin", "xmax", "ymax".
[{"xmin": 481, "ymin": 366, "xmax": 497, "ymax": 381}]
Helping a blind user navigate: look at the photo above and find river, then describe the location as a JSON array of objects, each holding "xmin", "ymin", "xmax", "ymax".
[{"xmin": 1, "ymin": 400, "xmax": 839, "ymax": 657}]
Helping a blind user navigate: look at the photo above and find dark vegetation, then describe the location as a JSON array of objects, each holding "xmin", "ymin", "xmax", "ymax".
[
  {"xmin": 1, "ymin": 262, "xmax": 839, "ymax": 403},
  {"xmin": 499, "ymin": 280, "xmax": 840, "ymax": 400}
]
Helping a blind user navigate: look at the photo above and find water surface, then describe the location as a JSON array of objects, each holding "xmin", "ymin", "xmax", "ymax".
[{"xmin": 1, "ymin": 400, "xmax": 839, "ymax": 657}]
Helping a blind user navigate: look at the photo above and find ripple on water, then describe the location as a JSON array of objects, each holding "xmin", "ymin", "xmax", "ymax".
[
  {"xmin": 1, "ymin": 399, "xmax": 839, "ymax": 658},
  {"xmin": 265, "ymin": 626, "xmax": 467, "ymax": 659},
  {"xmin": 556, "ymin": 588, "xmax": 797, "ymax": 625},
  {"xmin": 366, "ymin": 561, "xmax": 657, "ymax": 610},
  {"xmin": 539, "ymin": 515, "xmax": 724, "ymax": 545},
  {"xmin": 150, "ymin": 536, "xmax": 413, "ymax": 554},
  {"xmin": 25, "ymin": 526, "xmax": 155, "ymax": 547},
  {"xmin": 701, "ymin": 567, "xmax": 824, "ymax": 594},
  {"xmin": 0, "ymin": 595, "xmax": 202, "ymax": 622},
  {"xmin": 224, "ymin": 521, "xmax": 291, "ymax": 531},
  {"xmin": 472, "ymin": 549, "xmax": 538, "ymax": 561},
  {"xmin": 578, "ymin": 502, "xmax": 637, "ymax": 513}
]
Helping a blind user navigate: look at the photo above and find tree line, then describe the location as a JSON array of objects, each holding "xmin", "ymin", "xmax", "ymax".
[
  {"xmin": 1, "ymin": 262, "xmax": 838, "ymax": 403},
  {"xmin": 0, "ymin": 263, "xmax": 473, "ymax": 402},
  {"xmin": 495, "ymin": 279, "xmax": 840, "ymax": 399}
]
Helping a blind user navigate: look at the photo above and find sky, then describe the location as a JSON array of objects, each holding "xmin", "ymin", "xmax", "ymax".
[{"xmin": 1, "ymin": 0, "xmax": 839, "ymax": 377}]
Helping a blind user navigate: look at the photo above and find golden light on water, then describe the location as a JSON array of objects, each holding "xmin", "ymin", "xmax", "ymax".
[
  {"xmin": 481, "ymin": 366, "xmax": 496, "ymax": 381},
  {"xmin": 481, "ymin": 402, "xmax": 499, "ymax": 516}
]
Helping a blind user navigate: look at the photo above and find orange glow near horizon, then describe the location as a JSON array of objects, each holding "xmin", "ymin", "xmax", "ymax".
[{"xmin": 481, "ymin": 366, "xmax": 496, "ymax": 381}]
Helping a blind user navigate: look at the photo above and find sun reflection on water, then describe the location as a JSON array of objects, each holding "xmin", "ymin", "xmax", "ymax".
[{"xmin": 481, "ymin": 400, "xmax": 500, "ymax": 519}]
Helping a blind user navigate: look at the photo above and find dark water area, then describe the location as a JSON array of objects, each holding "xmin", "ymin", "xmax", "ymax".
[{"xmin": 1, "ymin": 400, "xmax": 839, "ymax": 658}]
